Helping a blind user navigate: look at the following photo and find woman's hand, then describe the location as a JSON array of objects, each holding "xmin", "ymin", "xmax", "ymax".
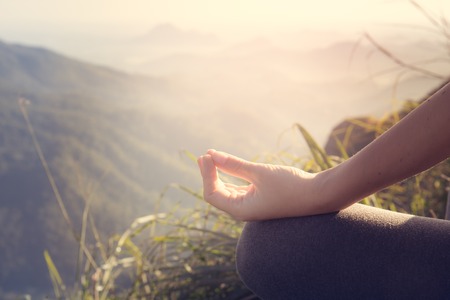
[
  {"xmin": 198, "ymin": 84, "xmax": 450, "ymax": 221},
  {"xmin": 197, "ymin": 149, "xmax": 326, "ymax": 221}
]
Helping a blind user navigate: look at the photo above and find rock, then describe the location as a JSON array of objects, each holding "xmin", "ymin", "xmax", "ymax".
[{"xmin": 325, "ymin": 80, "xmax": 449, "ymax": 157}]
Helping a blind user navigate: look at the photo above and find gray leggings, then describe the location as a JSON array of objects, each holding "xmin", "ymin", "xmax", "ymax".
[{"xmin": 236, "ymin": 204, "xmax": 450, "ymax": 299}]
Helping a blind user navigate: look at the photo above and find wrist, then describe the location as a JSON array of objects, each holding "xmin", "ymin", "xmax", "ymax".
[{"xmin": 312, "ymin": 166, "xmax": 352, "ymax": 214}]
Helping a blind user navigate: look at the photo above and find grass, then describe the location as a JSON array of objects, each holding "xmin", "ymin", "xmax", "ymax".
[
  {"xmin": 22, "ymin": 2, "xmax": 450, "ymax": 295},
  {"xmin": 35, "ymin": 109, "xmax": 448, "ymax": 299},
  {"xmin": 20, "ymin": 96, "xmax": 254, "ymax": 298},
  {"xmin": 42, "ymin": 185, "xmax": 254, "ymax": 300}
]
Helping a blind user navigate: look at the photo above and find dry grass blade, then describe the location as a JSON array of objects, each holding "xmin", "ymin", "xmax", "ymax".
[
  {"xmin": 19, "ymin": 97, "xmax": 98, "ymax": 271},
  {"xmin": 180, "ymin": 149, "xmax": 199, "ymax": 163},
  {"xmin": 363, "ymin": 33, "xmax": 446, "ymax": 80},
  {"xmin": 44, "ymin": 250, "xmax": 66, "ymax": 299},
  {"xmin": 116, "ymin": 213, "xmax": 167, "ymax": 253},
  {"xmin": 18, "ymin": 98, "xmax": 75, "ymax": 238},
  {"xmin": 294, "ymin": 123, "xmax": 333, "ymax": 170},
  {"xmin": 410, "ymin": 0, "xmax": 450, "ymax": 40},
  {"xmin": 331, "ymin": 136, "xmax": 350, "ymax": 160}
]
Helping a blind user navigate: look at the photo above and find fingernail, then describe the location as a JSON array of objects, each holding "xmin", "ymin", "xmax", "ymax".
[{"xmin": 211, "ymin": 150, "xmax": 228, "ymax": 165}]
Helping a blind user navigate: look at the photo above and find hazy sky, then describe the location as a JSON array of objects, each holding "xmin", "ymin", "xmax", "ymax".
[
  {"xmin": 0, "ymin": 0, "xmax": 449, "ymax": 72},
  {"xmin": 1, "ymin": 0, "xmax": 448, "ymax": 41},
  {"xmin": 0, "ymin": 0, "xmax": 448, "ymax": 153}
]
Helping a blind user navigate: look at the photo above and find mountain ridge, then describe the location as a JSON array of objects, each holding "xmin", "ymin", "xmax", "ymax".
[
  {"xmin": 0, "ymin": 39, "xmax": 198, "ymax": 297},
  {"xmin": 1, "ymin": 36, "xmax": 447, "ymax": 297}
]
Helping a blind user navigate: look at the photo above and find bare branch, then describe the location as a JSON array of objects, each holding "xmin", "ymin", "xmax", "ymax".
[
  {"xmin": 363, "ymin": 33, "xmax": 447, "ymax": 80},
  {"xmin": 410, "ymin": 0, "xmax": 450, "ymax": 40}
]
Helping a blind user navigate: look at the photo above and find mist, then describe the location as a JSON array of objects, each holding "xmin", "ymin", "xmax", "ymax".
[
  {"xmin": 105, "ymin": 23, "xmax": 448, "ymax": 159},
  {"xmin": 1, "ymin": 1, "xmax": 449, "ymax": 297}
]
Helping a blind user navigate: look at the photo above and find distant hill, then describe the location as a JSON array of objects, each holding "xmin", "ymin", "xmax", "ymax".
[
  {"xmin": 0, "ymin": 40, "xmax": 198, "ymax": 296},
  {"xmin": 1, "ymin": 36, "xmax": 447, "ymax": 297},
  {"xmin": 136, "ymin": 23, "xmax": 219, "ymax": 46}
]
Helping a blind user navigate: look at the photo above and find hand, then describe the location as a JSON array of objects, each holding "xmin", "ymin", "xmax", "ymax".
[{"xmin": 197, "ymin": 149, "xmax": 324, "ymax": 221}]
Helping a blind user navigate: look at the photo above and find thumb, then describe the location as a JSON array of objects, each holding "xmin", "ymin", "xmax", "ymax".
[{"xmin": 207, "ymin": 149, "xmax": 259, "ymax": 182}]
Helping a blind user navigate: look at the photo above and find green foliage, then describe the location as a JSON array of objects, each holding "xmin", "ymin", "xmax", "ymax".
[
  {"xmin": 298, "ymin": 104, "xmax": 450, "ymax": 218},
  {"xmin": 0, "ymin": 64, "xmax": 193, "ymax": 288},
  {"xmin": 327, "ymin": 98, "xmax": 450, "ymax": 218},
  {"xmin": 44, "ymin": 250, "xmax": 67, "ymax": 299},
  {"xmin": 10, "ymin": 7, "xmax": 448, "ymax": 295},
  {"xmin": 294, "ymin": 123, "xmax": 333, "ymax": 170},
  {"xmin": 40, "ymin": 108, "xmax": 449, "ymax": 299},
  {"xmin": 43, "ymin": 187, "xmax": 253, "ymax": 300}
]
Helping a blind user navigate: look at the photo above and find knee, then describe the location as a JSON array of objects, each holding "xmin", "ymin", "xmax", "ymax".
[
  {"xmin": 235, "ymin": 222, "xmax": 260, "ymax": 279},
  {"xmin": 235, "ymin": 221, "xmax": 267, "ymax": 293},
  {"xmin": 236, "ymin": 215, "xmax": 332, "ymax": 280},
  {"xmin": 235, "ymin": 213, "xmax": 342, "ymax": 299},
  {"xmin": 235, "ymin": 218, "xmax": 317, "ymax": 297}
]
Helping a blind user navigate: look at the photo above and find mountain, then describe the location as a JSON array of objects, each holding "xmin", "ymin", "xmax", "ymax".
[
  {"xmin": 136, "ymin": 35, "xmax": 446, "ymax": 146},
  {"xmin": 1, "ymin": 36, "xmax": 447, "ymax": 297},
  {"xmin": 136, "ymin": 23, "xmax": 219, "ymax": 46},
  {"xmin": 0, "ymin": 40, "xmax": 200, "ymax": 297}
]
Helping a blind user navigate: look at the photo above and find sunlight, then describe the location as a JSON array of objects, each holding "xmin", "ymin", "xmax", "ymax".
[
  {"xmin": 2, "ymin": 0, "xmax": 448, "ymax": 41},
  {"xmin": 1, "ymin": 0, "xmax": 449, "ymax": 298}
]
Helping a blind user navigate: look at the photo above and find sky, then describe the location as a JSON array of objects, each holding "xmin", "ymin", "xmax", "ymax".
[
  {"xmin": 1, "ymin": 0, "xmax": 449, "ymax": 43},
  {"xmin": 0, "ymin": 0, "xmax": 448, "ymax": 159},
  {"xmin": 0, "ymin": 0, "xmax": 448, "ymax": 73}
]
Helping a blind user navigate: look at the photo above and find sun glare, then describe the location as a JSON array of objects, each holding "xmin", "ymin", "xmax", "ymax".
[{"xmin": 2, "ymin": 0, "xmax": 448, "ymax": 41}]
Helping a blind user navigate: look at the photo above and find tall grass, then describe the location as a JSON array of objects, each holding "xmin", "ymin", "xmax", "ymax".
[
  {"xmin": 21, "ymin": 95, "xmax": 255, "ymax": 299},
  {"xmin": 21, "ymin": 80, "xmax": 450, "ymax": 300},
  {"xmin": 20, "ymin": 2, "xmax": 450, "ymax": 296},
  {"xmin": 22, "ymin": 93, "xmax": 449, "ymax": 299},
  {"xmin": 42, "ymin": 186, "xmax": 255, "ymax": 299}
]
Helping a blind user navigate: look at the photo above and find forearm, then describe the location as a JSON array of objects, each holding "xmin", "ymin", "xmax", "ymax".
[
  {"xmin": 198, "ymin": 83, "xmax": 449, "ymax": 221},
  {"xmin": 317, "ymin": 83, "xmax": 450, "ymax": 212}
]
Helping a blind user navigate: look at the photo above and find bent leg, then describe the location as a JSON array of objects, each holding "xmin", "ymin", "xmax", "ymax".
[{"xmin": 236, "ymin": 203, "xmax": 450, "ymax": 299}]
